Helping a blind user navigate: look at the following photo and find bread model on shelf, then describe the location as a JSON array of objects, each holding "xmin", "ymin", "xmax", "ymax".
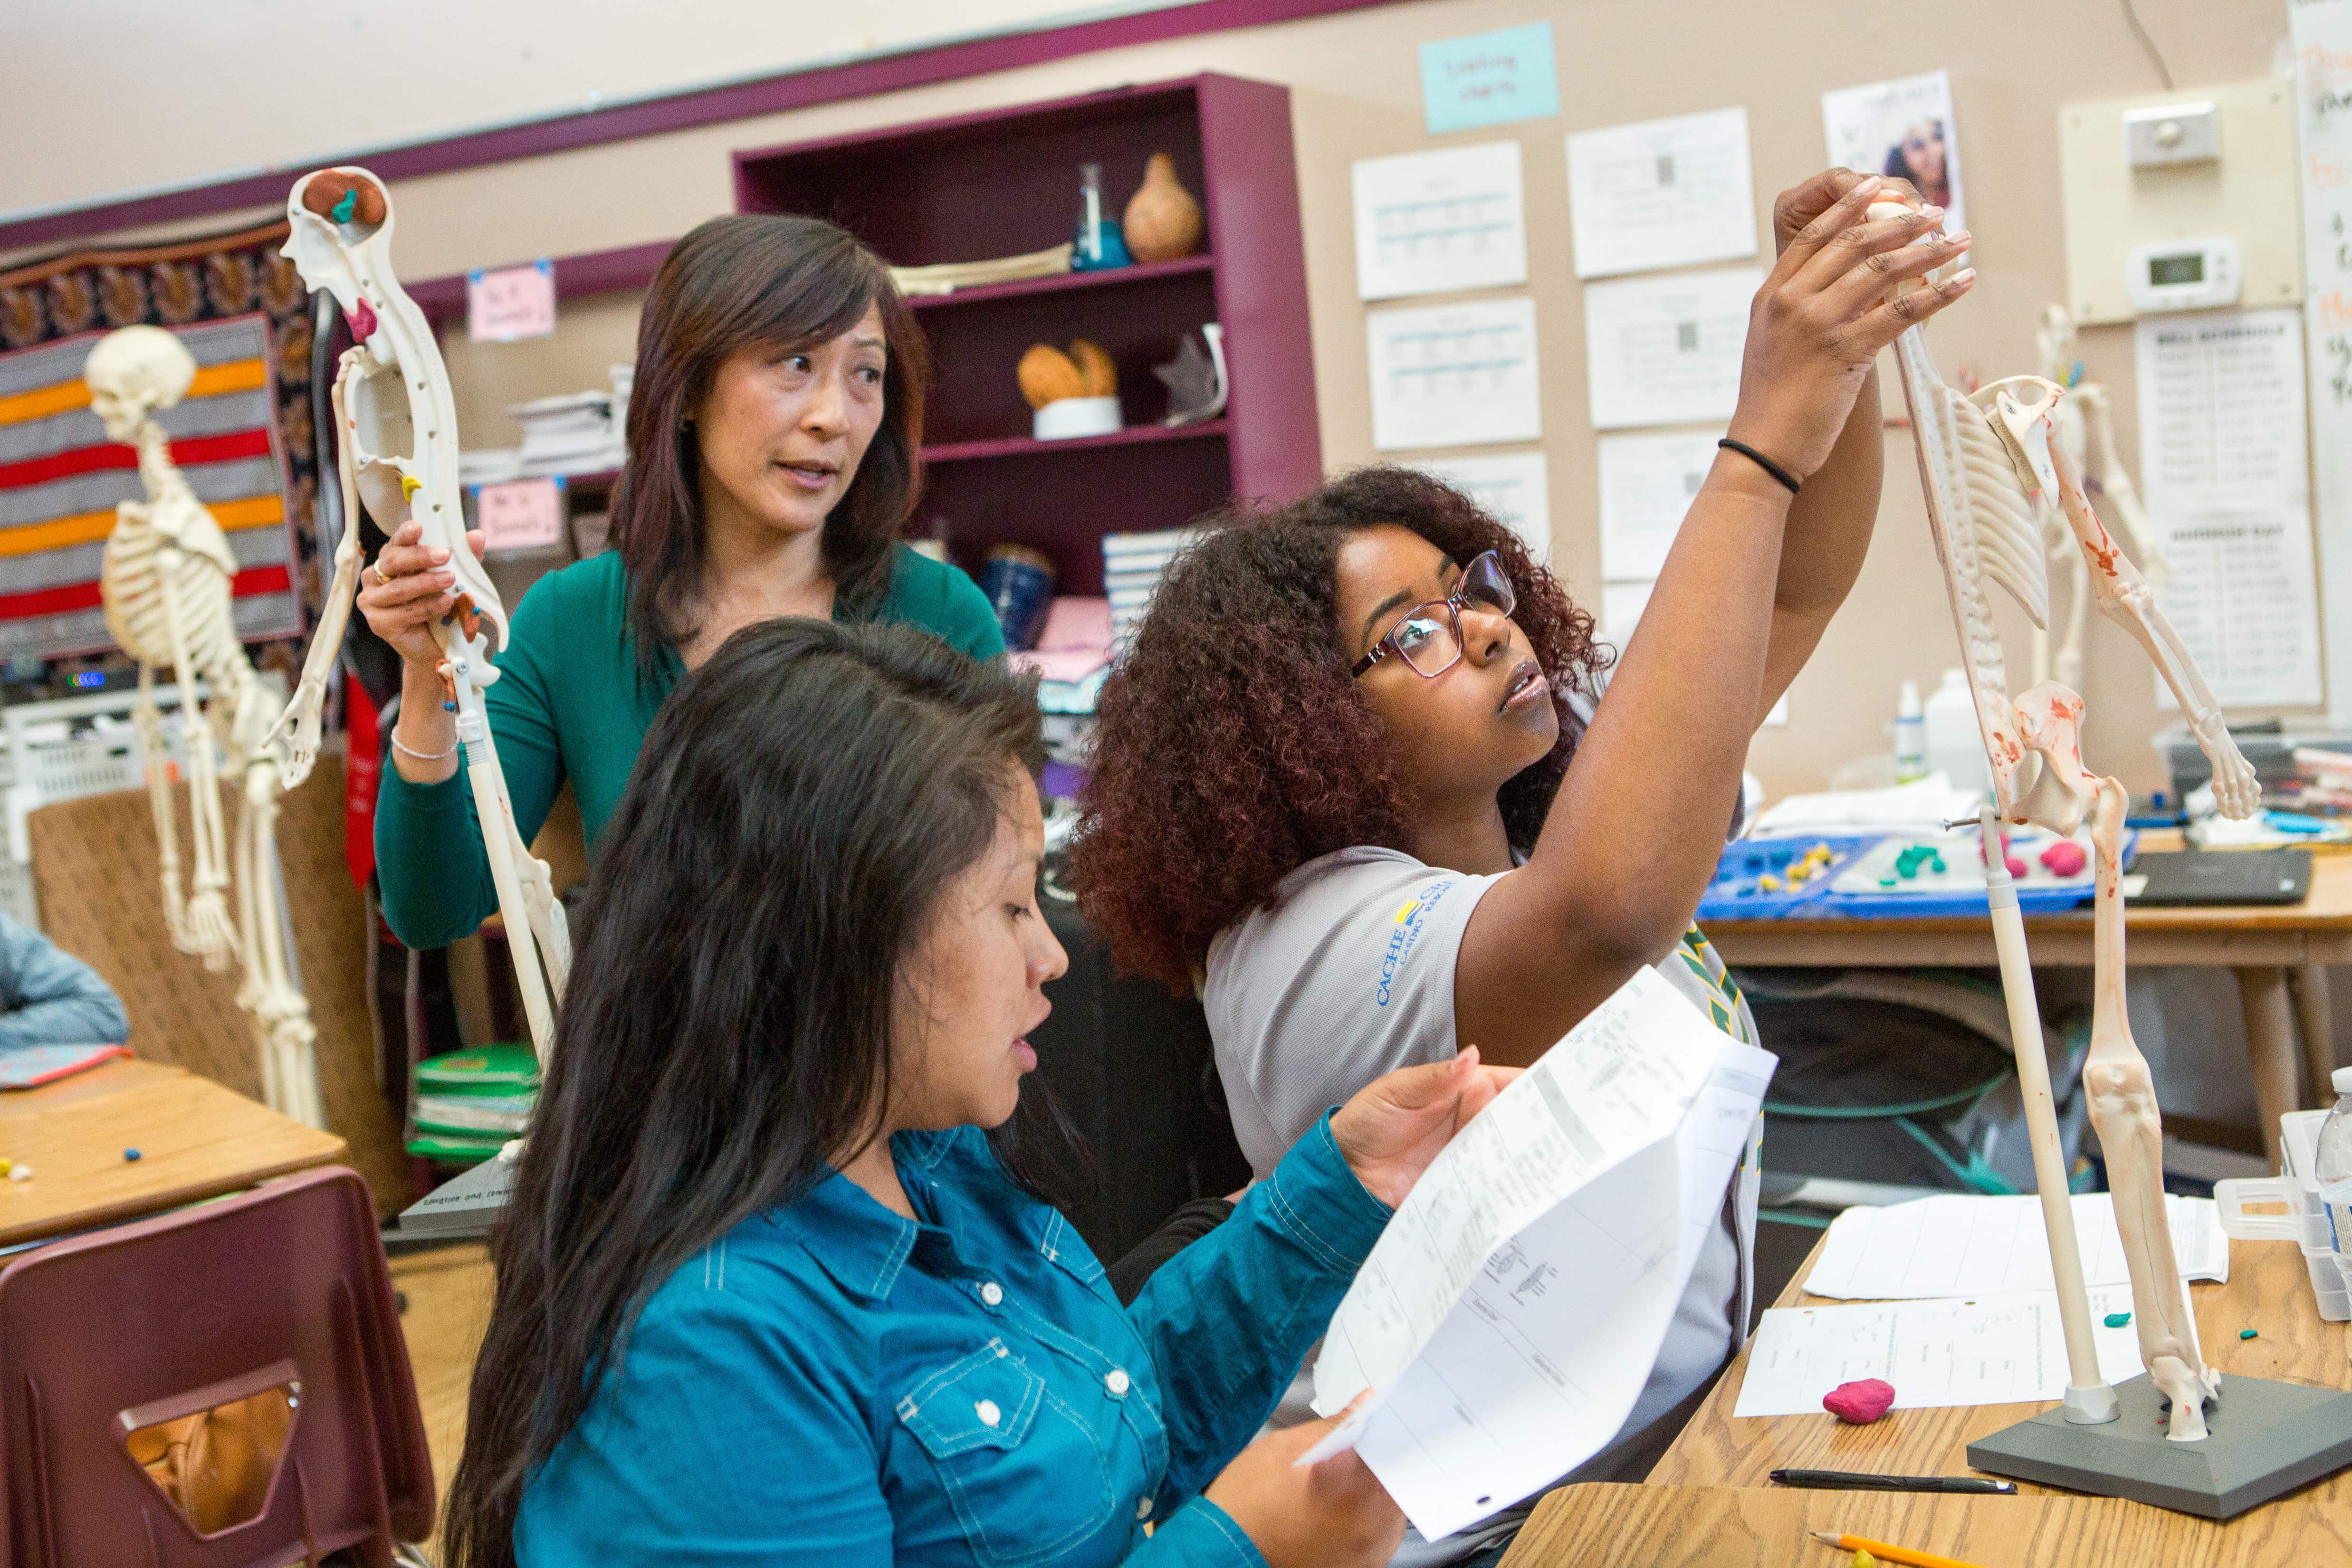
[{"xmin": 1018, "ymin": 338, "xmax": 1121, "ymax": 440}]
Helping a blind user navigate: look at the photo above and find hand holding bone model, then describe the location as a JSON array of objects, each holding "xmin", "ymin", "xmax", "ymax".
[
  {"xmin": 84, "ymin": 325, "xmax": 324, "ymax": 1128},
  {"xmin": 1870, "ymin": 189, "xmax": 2250, "ymax": 1440}
]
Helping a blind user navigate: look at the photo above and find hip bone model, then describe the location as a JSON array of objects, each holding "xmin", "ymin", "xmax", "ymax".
[
  {"xmin": 273, "ymin": 168, "xmax": 569, "ymax": 1071},
  {"xmin": 81, "ymin": 325, "xmax": 324, "ymax": 1128},
  {"xmin": 1873, "ymin": 198, "xmax": 2259, "ymax": 1443}
]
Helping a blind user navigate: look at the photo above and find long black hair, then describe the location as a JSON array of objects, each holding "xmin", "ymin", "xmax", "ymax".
[
  {"xmin": 444, "ymin": 620, "xmax": 1044, "ymax": 1567},
  {"xmin": 610, "ymin": 214, "xmax": 929, "ymax": 679}
]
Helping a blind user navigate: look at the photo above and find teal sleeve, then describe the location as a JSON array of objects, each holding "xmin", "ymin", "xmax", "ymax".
[
  {"xmin": 1122, "ymin": 1112, "xmax": 1390, "ymax": 1509},
  {"xmin": 936, "ymin": 559, "xmax": 1005, "ymax": 662},
  {"xmin": 374, "ymin": 583, "xmax": 570, "ymax": 950},
  {"xmin": 1123, "ymin": 1498, "xmax": 1267, "ymax": 1567}
]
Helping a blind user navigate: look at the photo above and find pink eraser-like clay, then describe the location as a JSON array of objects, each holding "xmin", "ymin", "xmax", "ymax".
[
  {"xmin": 1823, "ymin": 1378, "xmax": 1895, "ymax": 1424},
  {"xmin": 2040, "ymin": 840, "xmax": 2088, "ymax": 877},
  {"xmin": 2005, "ymin": 854, "xmax": 2029, "ymax": 880}
]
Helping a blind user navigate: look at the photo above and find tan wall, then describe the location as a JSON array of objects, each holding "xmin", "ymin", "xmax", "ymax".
[{"xmin": 35, "ymin": 0, "xmax": 2293, "ymax": 799}]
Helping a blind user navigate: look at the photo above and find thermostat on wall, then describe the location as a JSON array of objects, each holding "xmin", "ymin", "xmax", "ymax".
[{"xmin": 2124, "ymin": 237, "xmax": 2240, "ymax": 314}]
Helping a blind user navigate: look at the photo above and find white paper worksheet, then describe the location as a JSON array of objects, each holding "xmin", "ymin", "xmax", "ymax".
[
  {"xmin": 1304, "ymin": 968, "xmax": 1776, "ymax": 1541},
  {"xmin": 1408, "ymin": 451, "xmax": 1552, "ymax": 558},
  {"xmin": 1353, "ymin": 142, "xmax": 1530, "ymax": 300},
  {"xmin": 1733, "ymin": 1284, "xmax": 2148, "ymax": 1417},
  {"xmin": 1802, "ymin": 1192, "xmax": 2229, "ymax": 1301},
  {"xmin": 1598, "ymin": 429, "xmax": 1725, "ymax": 580},
  {"xmin": 1369, "ymin": 296, "xmax": 1542, "ymax": 450},
  {"xmin": 1582, "ymin": 269, "xmax": 1760, "ymax": 430},
  {"xmin": 1566, "ymin": 107, "xmax": 1757, "ymax": 279},
  {"xmin": 2134, "ymin": 307, "xmax": 2322, "ymax": 708}
]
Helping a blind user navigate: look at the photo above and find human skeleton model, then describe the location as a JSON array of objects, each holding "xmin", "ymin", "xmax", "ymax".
[
  {"xmin": 2029, "ymin": 305, "xmax": 2170, "ymax": 691},
  {"xmin": 1871, "ymin": 200, "xmax": 2260, "ymax": 1442},
  {"xmin": 271, "ymin": 169, "xmax": 568, "ymax": 1066},
  {"xmin": 82, "ymin": 326, "xmax": 325, "ymax": 1128}
]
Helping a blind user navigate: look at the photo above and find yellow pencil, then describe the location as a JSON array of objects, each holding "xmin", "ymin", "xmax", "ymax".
[{"xmin": 1809, "ymin": 1530, "xmax": 1987, "ymax": 1568}]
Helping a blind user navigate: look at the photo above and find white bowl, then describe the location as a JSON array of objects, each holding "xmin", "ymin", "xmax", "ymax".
[{"xmin": 1033, "ymin": 396, "xmax": 1121, "ymax": 440}]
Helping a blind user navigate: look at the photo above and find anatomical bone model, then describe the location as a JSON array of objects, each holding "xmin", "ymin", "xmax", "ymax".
[
  {"xmin": 2029, "ymin": 305, "xmax": 2170, "ymax": 692},
  {"xmin": 1873, "ymin": 199, "xmax": 2259, "ymax": 1443},
  {"xmin": 273, "ymin": 169, "xmax": 568, "ymax": 1066},
  {"xmin": 83, "ymin": 326, "xmax": 325, "ymax": 1128}
]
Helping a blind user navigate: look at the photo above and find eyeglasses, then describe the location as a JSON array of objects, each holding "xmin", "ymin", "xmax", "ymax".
[{"xmin": 1352, "ymin": 550, "xmax": 1517, "ymax": 679}]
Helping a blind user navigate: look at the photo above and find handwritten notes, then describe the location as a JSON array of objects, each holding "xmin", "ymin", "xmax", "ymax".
[
  {"xmin": 474, "ymin": 477, "xmax": 565, "ymax": 552},
  {"xmin": 1418, "ymin": 21, "xmax": 1560, "ymax": 135},
  {"xmin": 1353, "ymin": 142, "xmax": 1529, "ymax": 301},
  {"xmin": 2295, "ymin": 0, "xmax": 2352, "ymax": 720},
  {"xmin": 468, "ymin": 260, "xmax": 556, "ymax": 343}
]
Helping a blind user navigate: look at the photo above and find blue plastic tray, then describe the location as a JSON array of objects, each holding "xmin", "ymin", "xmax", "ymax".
[{"xmin": 1698, "ymin": 831, "xmax": 2136, "ymax": 921}]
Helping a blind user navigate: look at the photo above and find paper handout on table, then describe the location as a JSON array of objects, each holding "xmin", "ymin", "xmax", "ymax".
[
  {"xmin": 1802, "ymin": 1191, "xmax": 2228, "ymax": 1300},
  {"xmin": 1733, "ymin": 1284, "xmax": 2147, "ymax": 1417},
  {"xmin": 1302, "ymin": 967, "xmax": 1775, "ymax": 1542}
]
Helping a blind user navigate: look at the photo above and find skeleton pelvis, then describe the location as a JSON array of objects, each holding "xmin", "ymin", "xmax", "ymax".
[
  {"xmin": 2008, "ymin": 680, "xmax": 2096, "ymax": 836},
  {"xmin": 346, "ymin": 357, "xmax": 418, "ymax": 533}
]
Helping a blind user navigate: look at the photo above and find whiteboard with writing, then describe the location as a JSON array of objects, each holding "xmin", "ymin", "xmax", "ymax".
[{"xmin": 2295, "ymin": 0, "xmax": 2352, "ymax": 721}]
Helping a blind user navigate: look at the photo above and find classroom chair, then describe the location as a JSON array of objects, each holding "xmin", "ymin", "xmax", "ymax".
[{"xmin": 0, "ymin": 1166, "xmax": 433, "ymax": 1567}]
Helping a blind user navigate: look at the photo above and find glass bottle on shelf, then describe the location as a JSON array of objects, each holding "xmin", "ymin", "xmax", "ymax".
[{"xmin": 1071, "ymin": 162, "xmax": 1132, "ymax": 272}]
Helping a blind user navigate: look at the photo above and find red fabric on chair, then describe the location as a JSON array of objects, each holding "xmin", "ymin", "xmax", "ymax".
[{"xmin": 0, "ymin": 1166, "xmax": 433, "ymax": 1566}]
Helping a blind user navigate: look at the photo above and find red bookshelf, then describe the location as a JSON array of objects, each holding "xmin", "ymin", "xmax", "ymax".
[{"xmin": 733, "ymin": 73, "xmax": 1321, "ymax": 595}]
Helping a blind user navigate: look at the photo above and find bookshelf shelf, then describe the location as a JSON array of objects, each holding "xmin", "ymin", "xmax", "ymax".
[
  {"xmin": 922, "ymin": 419, "xmax": 1228, "ymax": 466},
  {"xmin": 903, "ymin": 253, "xmax": 1215, "ymax": 312}
]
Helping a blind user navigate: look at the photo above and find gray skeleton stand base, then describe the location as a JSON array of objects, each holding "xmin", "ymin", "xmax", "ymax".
[{"xmin": 1861, "ymin": 203, "xmax": 2352, "ymax": 1513}]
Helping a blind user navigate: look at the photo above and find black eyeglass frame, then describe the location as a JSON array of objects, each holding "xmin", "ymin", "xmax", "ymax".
[{"xmin": 1350, "ymin": 550, "xmax": 1516, "ymax": 679}]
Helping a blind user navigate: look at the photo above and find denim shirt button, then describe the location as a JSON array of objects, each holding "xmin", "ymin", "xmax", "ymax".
[
  {"xmin": 1134, "ymin": 1496, "xmax": 1153, "ymax": 1521},
  {"xmin": 979, "ymin": 1281, "xmax": 1004, "ymax": 1307},
  {"xmin": 975, "ymin": 1398, "xmax": 1002, "ymax": 1428},
  {"xmin": 1104, "ymin": 1368, "xmax": 1131, "ymax": 1397}
]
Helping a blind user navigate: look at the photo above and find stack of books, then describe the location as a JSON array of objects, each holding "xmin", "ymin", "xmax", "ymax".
[
  {"xmin": 1101, "ymin": 527, "xmax": 1199, "ymax": 653},
  {"xmin": 1010, "ymin": 596, "xmax": 1113, "ymax": 766},
  {"xmin": 407, "ymin": 1042, "xmax": 539, "ymax": 1165},
  {"xmin": 510, "ymin": 390, "xmax": 625, "ymax": 478}
]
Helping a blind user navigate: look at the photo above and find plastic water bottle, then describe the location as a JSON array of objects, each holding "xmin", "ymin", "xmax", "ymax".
[
  {"xmin": 2318, "ymin": 1066, "xmax": 2352, "ymax": 1298},
  {"xmin": 1894, "ymin": 679, "xmax": 1927, "ymax": 784},
  {"xmin": 1922, "ymin": 668, "xmax": 1991, "ymax": 796}
]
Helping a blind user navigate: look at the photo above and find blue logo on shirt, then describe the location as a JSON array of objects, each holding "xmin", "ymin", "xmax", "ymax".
[{"xmin": 1376, "ymin": 879, "xmax": 1454, "ymax": 1007}]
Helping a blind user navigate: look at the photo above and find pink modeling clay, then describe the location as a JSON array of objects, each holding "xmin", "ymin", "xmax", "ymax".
[
  {"xmin": 1823, "ymin": 1378, "xmax": 1895, "ymax": 1424},
  {"xmin": 2005, "ymin": 854, "xmax": 2029, "ymax": 880},
  {"xmin": 2040, "ymin": 840, "xmax": 2087, "ymax": 877}
]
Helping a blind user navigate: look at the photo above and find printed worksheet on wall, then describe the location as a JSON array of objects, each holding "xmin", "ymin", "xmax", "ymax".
[
  {"xmin": 1406, "ymin": 450, "xmax": 1551, "ymax": 557},
  {"xmin": 1353, "ymin": 141, "xmax": 1530, "ymax": 300},
  {"xmin": 1301, "ymin": 968, "xmax": 1775, "ymax": 1541},
  {"xmin": 1597, "ymin": 429, "xmax": 1726, "ymax": 580},
  {"xmin": 1582, "ymin": 268, "xmax": 1759, "ymax": 430},
  {"xmin": 1566, "ymin": 107, "xmax": 1757, "ymax": 279},
  {"xmin": 1368, "ymin": 296, "xmax": 1542, "ymax": 450}
]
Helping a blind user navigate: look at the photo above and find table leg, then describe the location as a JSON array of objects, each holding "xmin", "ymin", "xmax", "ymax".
[
  {"xmin": 2235, "ymin": 966, "xmax": 2298, "ymax": 1167},
  {"xmin": 2289, "ymin": 962, "xmax": 2338, "ymax": 1106}
]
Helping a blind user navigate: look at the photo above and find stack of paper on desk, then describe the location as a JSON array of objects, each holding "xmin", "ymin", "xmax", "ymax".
[
  {"xmin": 1303, "ymin": 967, "xmax": 1776, "ymax": 1542},
  {"xmin": 1802, "ymin": 1191, "xmax": 2229, "ymax": 1300}
]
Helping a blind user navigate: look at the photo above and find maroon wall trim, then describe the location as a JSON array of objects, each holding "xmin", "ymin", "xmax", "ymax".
[
  {"xmin": 3, "ymin": 0, "xmax": 1397, "ymax": 254},
  {"xmin": 409, "ymin": 239, "xmax": 678, "ymax": 325}
]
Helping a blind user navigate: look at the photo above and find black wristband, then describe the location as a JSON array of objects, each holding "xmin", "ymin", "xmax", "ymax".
[{"xmin": 1718, "ymin": 437, "xmax": 1803, "ymax": 496}]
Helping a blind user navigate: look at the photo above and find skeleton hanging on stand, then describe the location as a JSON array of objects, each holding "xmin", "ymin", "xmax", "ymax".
[
  {"xmin": 82, "ymin": 326, "xmax": 325, "ymax": 1128},
  {"xmin": 1872, "ymin": 198, "xmax": 2259, "ymax": 1442},
  {"xmin": 272, "ymin": 168, "xmax": 569, "ymax": 1070},
  {"xmin": 2028, "ymin": 305, "xmax": 2170, "ymax": 691}
]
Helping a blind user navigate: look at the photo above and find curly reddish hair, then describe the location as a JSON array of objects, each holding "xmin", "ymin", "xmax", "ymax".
[{"xmin": 1073, "ymin": 465, "xmax": 1610, "ymax": 994}]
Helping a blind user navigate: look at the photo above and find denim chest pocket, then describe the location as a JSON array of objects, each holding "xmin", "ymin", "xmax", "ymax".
[{"xmin": 898, "ymin": 1338, "xmax": 1116, "ymax": 1567}]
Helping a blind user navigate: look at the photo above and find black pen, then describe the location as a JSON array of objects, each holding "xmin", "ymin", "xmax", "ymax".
[{"xmin": 1769, "ymin": 1469, "xmax": 2016, "ymax": 1495}]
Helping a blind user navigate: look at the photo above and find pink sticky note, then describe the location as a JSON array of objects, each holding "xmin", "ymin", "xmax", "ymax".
[
  {"xmin": 475, "ymin": 477, "xmax": 565, "ymax": 552},
  {"xmin": 468, "ymin": 260, "xmax": 556, "ymax": 342}
]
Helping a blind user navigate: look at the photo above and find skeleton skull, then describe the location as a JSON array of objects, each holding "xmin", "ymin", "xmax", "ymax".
[{"xmin": 84, "ymin": 325, "xmax": 196, "ymax": 444}]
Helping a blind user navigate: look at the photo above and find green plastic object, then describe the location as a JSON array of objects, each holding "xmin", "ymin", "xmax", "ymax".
[
  {"xmin": 2241, "ymin": 1328, "xmax": 2259, "ymax": 1340},
  {"xmin": 2105, "ymin": 1311, "xmax": 2132, "ymax": 1328}
]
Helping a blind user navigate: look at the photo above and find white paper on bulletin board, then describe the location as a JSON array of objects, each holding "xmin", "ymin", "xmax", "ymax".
[
  {"xmin": 1600, "ymin": 576, "xmax": 1786, "ymax": 725},
  {"xmin": 1353, "ymin": 142, "xmax": 1530, "ymax": 301},
  {"xmin": 1598, "ymin": 430, "xmax": 1724, "ymax": 580},
  {"xmin": 2133, "ymin": 307, "xmax": 2322, "ymax": 708},
  {"xmin": 1582, "ymin": 268, "xmax": 1759, "ymax": 430},
  {"xmin": 2294, "ymin": 0, "xmax": 2352, "ymax": 722},
  {"xmin": 1566, "ymin": 108, "xmax": 1757, "ymax": 280},
  {"xmin": 1368, "ymin": 296, "xmax": 1542, "ymax": 451},
  {"xmin": 1408, "ymin": 451, "xmax": 1551, "ymax": 558}
]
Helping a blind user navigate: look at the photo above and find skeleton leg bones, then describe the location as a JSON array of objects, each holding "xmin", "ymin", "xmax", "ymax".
[{"xmin": 157, "ymin": 550, "xmax": 238, "ymax": 969}]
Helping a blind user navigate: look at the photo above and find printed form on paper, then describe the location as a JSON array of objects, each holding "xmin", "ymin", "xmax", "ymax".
[{"xmin": 1300, "ymin": 967, "xmax": 1775, "ymax": 1542}]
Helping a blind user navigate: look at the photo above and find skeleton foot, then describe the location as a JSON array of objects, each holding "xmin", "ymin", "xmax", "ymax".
[
  {"xmin": 2152, "ymin": 1354, "xmax": 2214, "ymax": 1442},
  {"xmin": 182, "ymin": 885, "xmax": 240, "ymax": 969},
  {"xmin": 2193, "ymin": 714, "xmax": 2260, "ymax": 821}
]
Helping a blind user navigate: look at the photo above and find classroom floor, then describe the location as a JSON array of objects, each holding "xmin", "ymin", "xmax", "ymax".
[{"xmin": 391, "ymin": 1242, "xmax": 496, "ymax": 1559}]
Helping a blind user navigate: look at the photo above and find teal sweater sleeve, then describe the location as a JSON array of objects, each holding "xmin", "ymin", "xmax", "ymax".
[
  {"xmin": 881, "ymin": 548, "xmax": 1004, "ymax": 662},
  {"xmin": 373, "ymin": 575, "xmax": 572, "ymax": 951}
]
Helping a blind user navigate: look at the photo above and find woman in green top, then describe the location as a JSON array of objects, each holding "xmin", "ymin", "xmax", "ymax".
[{"xmin": 361, "ymin": 215, "xmax": 1002, "ymax": 950}]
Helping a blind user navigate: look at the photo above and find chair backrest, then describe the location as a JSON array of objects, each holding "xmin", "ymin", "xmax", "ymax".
[{"xmin": 0, "ymin": 1166, "xmax": 434, "ymax": 1567}]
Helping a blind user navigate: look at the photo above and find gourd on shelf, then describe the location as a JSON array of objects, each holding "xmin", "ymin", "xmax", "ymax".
[{"xmin": 1122, "ymin": 153, "xmax": 1203, "ymax": 264}]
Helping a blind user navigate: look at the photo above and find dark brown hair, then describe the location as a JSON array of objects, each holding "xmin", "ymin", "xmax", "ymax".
[
  {"xmin": 608, "ymin": 214, "xmax": 928, "ymax": 677},
  {"xmin": 443, "ymin": 620, "xmax": 1048, "ymax": 1566},
  {"xmin": 1072, "ymin": 466, "xmax": 1609, "ymax": 993}
]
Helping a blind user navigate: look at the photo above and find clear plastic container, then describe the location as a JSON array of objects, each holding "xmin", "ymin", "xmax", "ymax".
[{"xmin": 2318, "ymin": 1065, "xmax": 2352, "ymax": 1300}]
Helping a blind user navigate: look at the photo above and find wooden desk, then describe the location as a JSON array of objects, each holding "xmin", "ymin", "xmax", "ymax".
[
  {"xmin": 1501, "ymin": 1233, "xmax": 2352, "ymax": 1566},
  {"xmin": 0, "ymin": 1059, "xmax": 345, "ymax": 1248},
  {"xmin": 1704, "ymin": 833, "xmax": 2352, "ymax": 1161}
]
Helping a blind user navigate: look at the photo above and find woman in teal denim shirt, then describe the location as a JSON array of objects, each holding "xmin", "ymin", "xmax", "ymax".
[{"xmin": 442, "ymin": 620, "xmax": 1515, "ymax": 1568}]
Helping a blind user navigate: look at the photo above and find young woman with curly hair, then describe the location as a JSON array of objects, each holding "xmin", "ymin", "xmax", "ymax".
[{"xmin": 1075, "ymin": 170, "xmax": 1970, "ymax": 1555}]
